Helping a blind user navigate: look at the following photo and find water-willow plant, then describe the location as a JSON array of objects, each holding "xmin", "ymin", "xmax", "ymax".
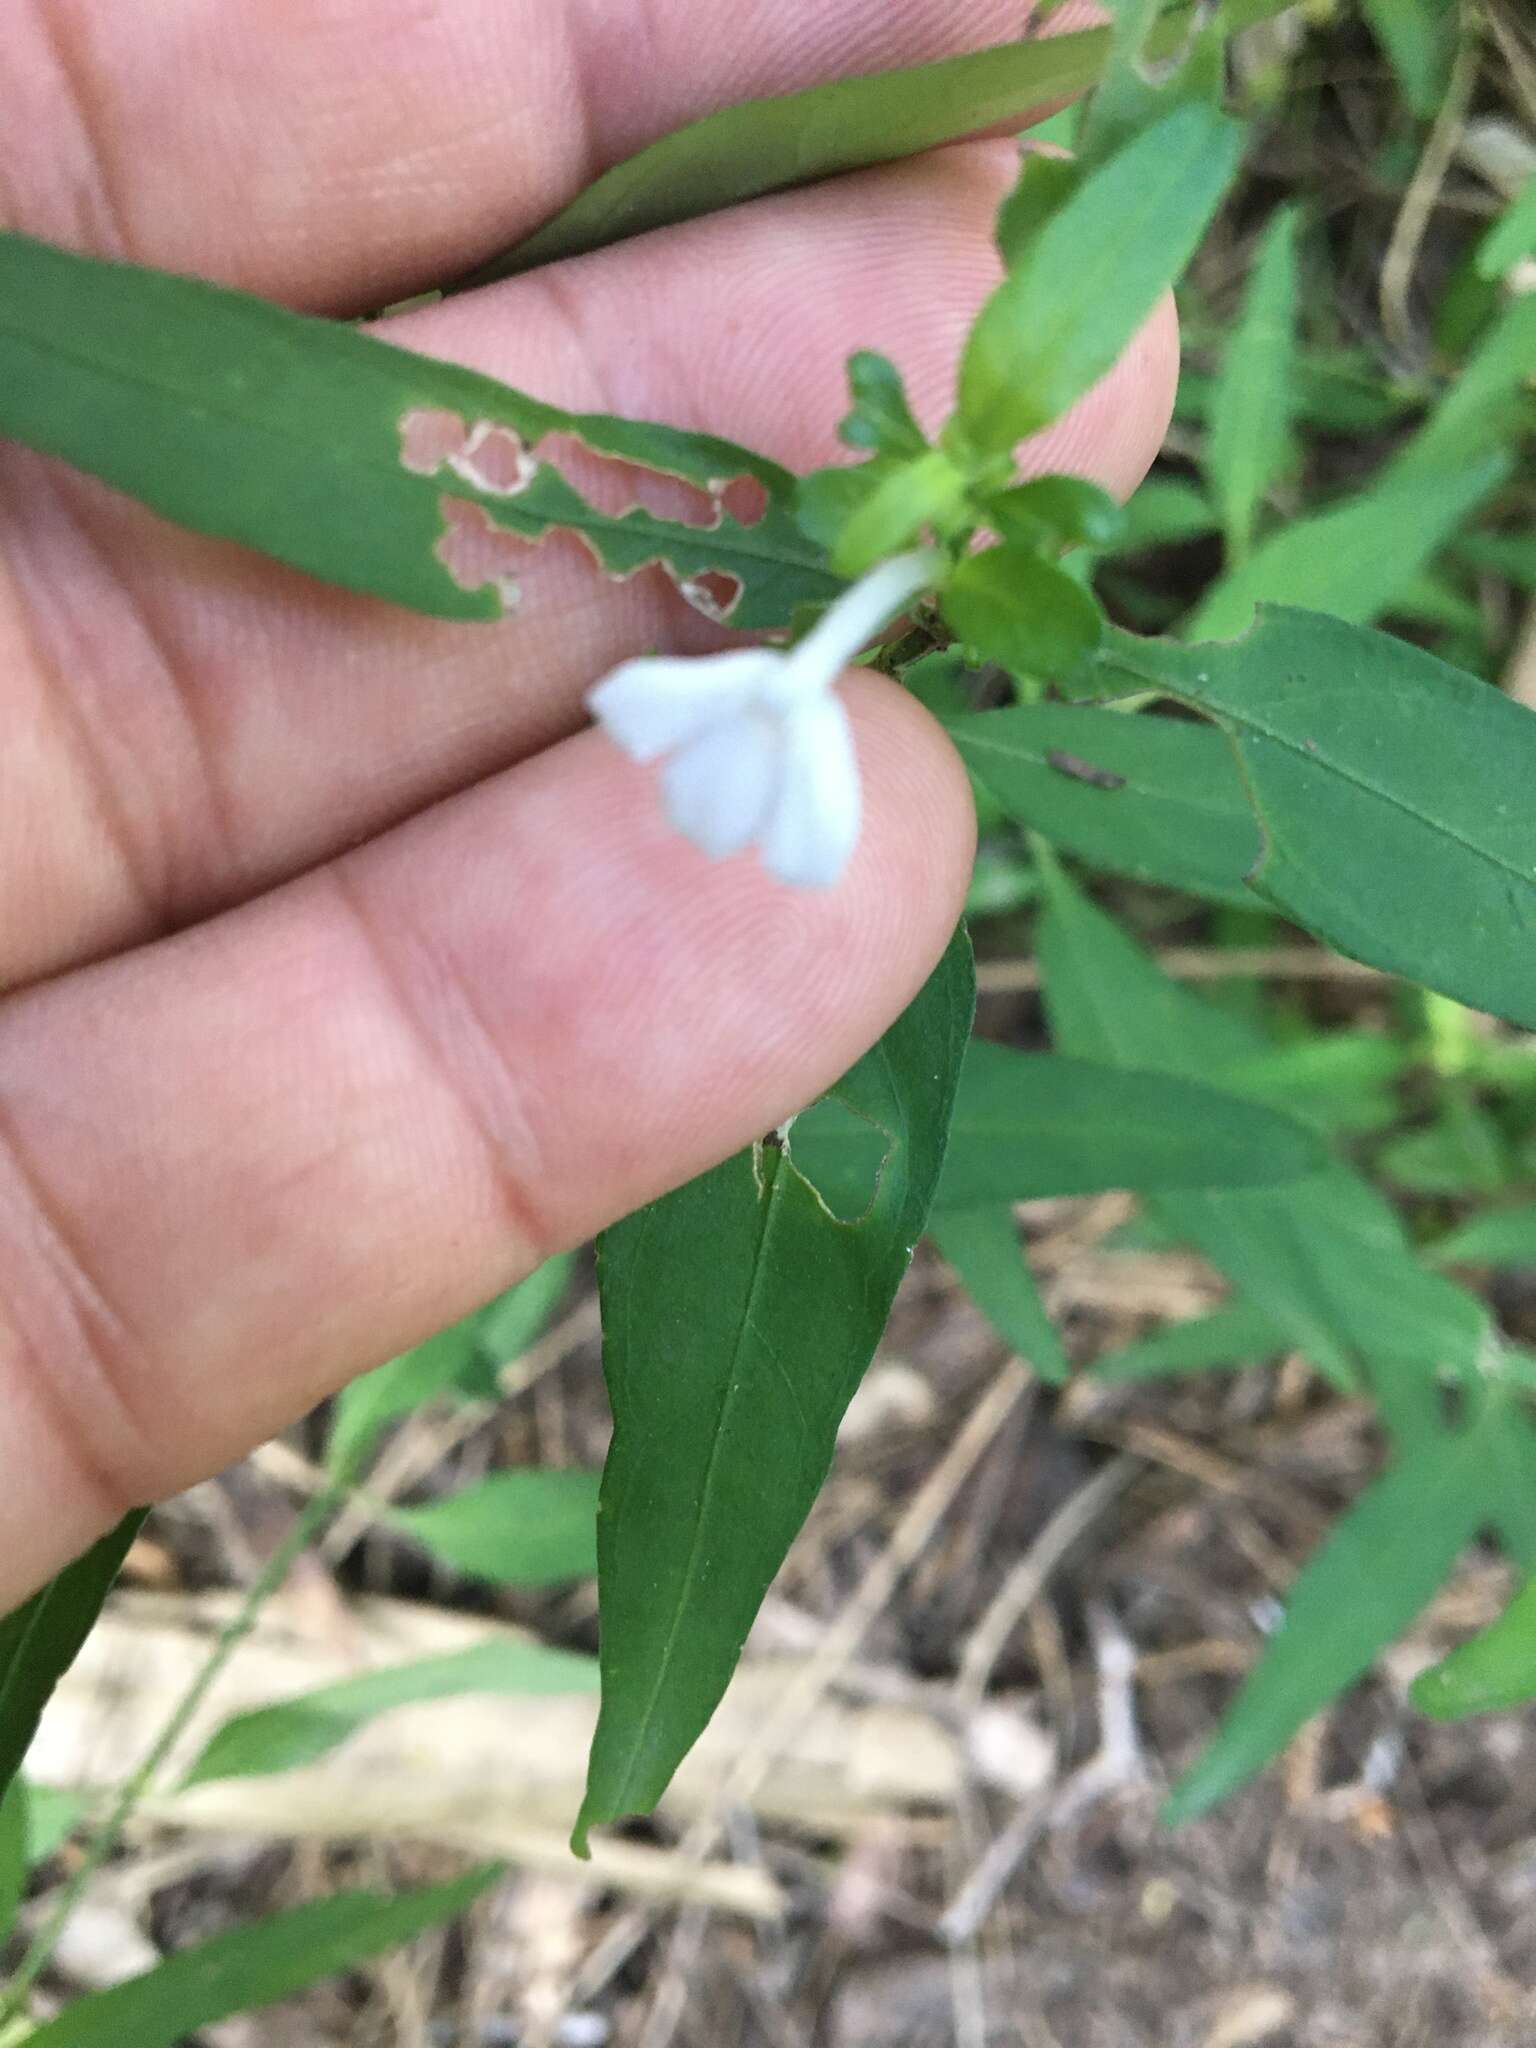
[{"xmin": 2, "ymin": 4, "xmax": 1536, "ymax": 1957}]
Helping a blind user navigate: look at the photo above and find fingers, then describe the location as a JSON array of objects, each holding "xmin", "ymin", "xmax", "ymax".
[
  {"xmin": 2, "ymin": 147, "xmax": 1179, "ymax": 989},
  {"xmin": 0, "ymin": 675, "xmax": 976, "ymax": 1608},
  {"xmin": 7, "ymin": 0, "xmax": 1095, "ymax": 307}
]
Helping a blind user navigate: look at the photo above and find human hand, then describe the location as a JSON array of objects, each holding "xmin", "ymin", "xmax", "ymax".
[{"xmin": 0, "ymin": 0, "xmax": 1176, "ymax": 1606}]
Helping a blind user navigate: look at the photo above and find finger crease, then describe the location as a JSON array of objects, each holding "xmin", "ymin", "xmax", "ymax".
[
  {"xmin": 326, "ymin": 862, "xmax": 558, "ymax": 1268},
  {"xmin": 0, "ymin": 1083, "xmax": 157, "ymax": 1522},
  {"xmin": 25, "ymin": 2, "xmax": 137, "ymax": 261},
  {"xmin": 2, "ymin": 545, "xmax": 170, "ymax": 953}
]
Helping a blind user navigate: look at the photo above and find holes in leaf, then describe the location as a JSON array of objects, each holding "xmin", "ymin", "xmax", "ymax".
[
  {"xmin": 678, "ymin": 570, "xmax": 744, "ymax": 623},
  {"xmin": 533, "ymin": 432, "xmax": 725, "ymax": 529},
  {"xmin": 435, "ymin": 497, "xmax": 524, "ymax": 610},
  {"xmin": 400, "ymin": 410, "xmax": 535, "ymax": 495},
  {"xmin": 711, "ymin": 475, "xmax": 770, "ymax": 528},
  {"xmin": 788, "ymin": 1097, "xmax": 893, "ymax": 1223}
]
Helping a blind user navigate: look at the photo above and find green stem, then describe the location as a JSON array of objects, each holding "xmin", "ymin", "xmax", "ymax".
[{"xmin": 0, "ymin": 1484, "xmax": 342, "ymax": 2022}]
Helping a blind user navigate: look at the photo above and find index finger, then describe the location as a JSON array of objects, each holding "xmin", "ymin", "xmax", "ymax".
[{"xmin": 7, "ymin": 0, "xmax": 1098, "ymax": 308}]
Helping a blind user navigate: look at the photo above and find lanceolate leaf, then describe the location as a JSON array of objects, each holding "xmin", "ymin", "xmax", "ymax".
[
  {"xmin": 1035, "ymin": 861, "xmax": 1489, "ymax": 1411},
  {"xmin": 472, "ymin": 7, "xmax": 1288, "ymax": 285},
  {"xmin": 936, "ymin": 1044, "xmax": 1324, "ymax": 1203},
  {"xmin": 1188, "ymin": 455, "xmax": 1506, "ymax": 639},
  {"xmin": 575, "ymin": 930, "xmax": 974, "ymax": 1853},
  {"xmin": 327, "ymin": 1255, "xmax": 572, "ymax": 1477},
  {"xmin": 1164, "ymin": 1410, "xmax": 1496, "ymax": 1822},
  {"xmin": 389, "ymin": 1471, "xmax": 600, "ymax": 1587},
  {"xmin": 1414, "ymin": 1572, "xmax": 1536, "ymax": 1721},
  {"xmin": 0, "ymin": 1780, "xmax": 25, "ymax": 1946},
  {"xmin": 1100, "ymin": 608, "xmax": 1536, "ymax": 1027},
  {"xmin": 929, "ymin": 1209, "xmax": 1069, "ymax": 1383},
  {"xmin": 958, "ymin": 102, "xmax": 1242, "ymax": 451},
  {"xmin": 0, "ymin": 232, "xmax": 836, "ymax": 631},
  {"xmin": 1205, "ymin": 206, "xmax": 1299, "ymax": 562},
  {"xmin": 182, "ymin": 1639, "xmax": 598, "ymax": 1788},
  {"xmin": 1092, "ymin": 1299, "xmax": 1287, "ymax": 1383},
  {"xmin": 949, "ymin": 704, "xmax": 1259, "ymax": 903},
  {"xmin": 0, "ymin": 1512, "xmax": 146, "ymax": 1809},
  {"xmin": 23, "ymin": 1866, "xmax": 500, "ymax": 2048}
]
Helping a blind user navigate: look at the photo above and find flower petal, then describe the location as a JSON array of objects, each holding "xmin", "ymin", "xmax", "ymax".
[
  {"xmin": 758, "ymin": 693, "xmax": 862, "ymax": 889},
  {"xmin": 660, "ymin": 708, "xmax": 784, "ymax": 860},
  {"xmin": 586, "ymin": 649, "xmax": 781, "ymax": 762}
]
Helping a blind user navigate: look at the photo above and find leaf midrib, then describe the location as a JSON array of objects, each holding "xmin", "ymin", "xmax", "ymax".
[{"xmin": 602, "ymin": 1152, "xmax": 796, "ymax": 1814}]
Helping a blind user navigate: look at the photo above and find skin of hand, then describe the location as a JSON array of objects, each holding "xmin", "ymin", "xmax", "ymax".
[{"xmin": 0, "ymin": 0, "xmax": 1177, "ymax": 1608}]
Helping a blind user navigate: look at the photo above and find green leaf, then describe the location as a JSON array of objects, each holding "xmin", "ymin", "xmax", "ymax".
[
  {"xmin": 1205, "ymin": 206, "xmax": 1299, "ymax": 561},
  {"xmin": 1092, "ymin": 1300, "xmax": 1287, "ymax": 1383},
  {"xmin": 1100, "ymin": 608, "xmax": 1536, "ymax": 1028},
  {"xmin": 328, "ymin": 1320, "xmax": 483, "ymax": 1481},
  {"xmin": 1035, "ymin": 859, "xmax": 1489, "ymax": 1409},
  {"xmin": 182, "ymin": 1638, "xmax": 598, "ymax": 1789},
  {"xmin": 987, "ymin": 475, "xmax": 1126, "ymax": 549},
  {"xmin": 465, "ymin": 1253, "xmax": 575, "ymax": 1392},
  {"xmin": 1074, "ymin": 0, "xmax": 1164, "ymax": 167},
  {"xmin": 328, "ymin": 1257, "xmax": 573, "ymax": 1475},
  {"xmin": 957, "ymin": 102, "xmax": 1242, "ymax": 452},
  {"xmin": 1413, "ymin": 1572, "xmax": 1536, "ymax": 1720},
  {"xmin": 575, "ymin": 929, "xmax": 975, "ymax": 1853},
  {"xmin": 1360, "ymin": 0, "xmax": 1456, "ymax": 117},
  {"xmin": 929, "ymin": 1209, "xmax": 1069, "ymax": 1383},
  {"xmin": 22, "ymin": 1866, "xmax": 500, "ymax": 2048},
  {"xmin": 1166, "ymin": 1404, "xmax": 1500, "ymax": 1821},
  {"xmin": 475, "ymin": 25, "xmax": 1129, "ymax": 283},
  {"xmin": 949, "ymin": 704, "xmax": 1259, "ymax": 903},
  {"xmin": 0, "ymin": 1781, "xmax": 26, "ymax": 1947},
  {"xmin": 21, "ymin": 1785, "xmax": 82, "ymax": 1869},
  {"xmin": 1187, "ymin": 454, "xmax": 1506, "ymax": 640},
  {"xmin": 0, "ymin": 232, "xmax": 836, "ymax": 632},
  {"xmin": 463, "ymin": 0, "xmax": 1289, "ymax": 285},
  {"xmin": 1426, "ymin": 1205, "xmax": 1536, "ymax": 1268},
  {"xmin": 940, "ymin": 547, "xmax": 1103, "ymax": 682},
  {"xmin": 936, "ymin": 1043, "xmax": 1324, "ymax": 1205},
  {"xmin": 994, "ymin": 153, "xmax": 1082, "ymax": 269},
  {"xmin": 1115, "ymin": 475, "xmax": 1218, "ymax": 550},
  {"xmin": 1476, "ymin": 174, "xmax": 1536, "ymax": 281},
  {"xmin": 389, "ymin": 1471, "xmax": 599, "ymax": 1586},
  {"xmin": 0, "ymin": 1513, "xmax": 146, "ymax": 1810},
  {"xmin": 1484, "ymin": 1407, "xmax": 1536, "ymax": 1567},
  {"xmin": 1392, "ymin": 292, "xmax": 1536, "ymax": 483},
  {"xmin": 839, "ymin": 351, "xmax": 928, "ymax": 458},
  {"xmin": 830, "ymin": 448, "xmax": 970, "ymax": 577}
]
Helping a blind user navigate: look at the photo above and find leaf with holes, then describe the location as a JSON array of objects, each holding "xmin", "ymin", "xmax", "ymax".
[
  {"xmin": 0, "ymin": 232, "xmax": 837, "ymax": 631},
  {"xmin": 574, "ymin": 929, "xmax": 974, "ymax": 1853}
]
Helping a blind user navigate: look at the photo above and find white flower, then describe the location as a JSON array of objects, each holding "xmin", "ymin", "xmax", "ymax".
[{"xmin": 586, "ymin": 549, "xmax": 940, "ymax": 889}]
